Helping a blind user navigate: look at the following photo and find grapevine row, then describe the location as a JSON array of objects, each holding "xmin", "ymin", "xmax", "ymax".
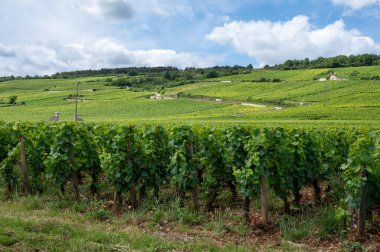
[{"xmin": 0, "ymin": 121, "xmax": 379, "ymax": 235}]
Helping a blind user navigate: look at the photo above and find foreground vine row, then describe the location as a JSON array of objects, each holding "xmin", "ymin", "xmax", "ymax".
[{"xmin": 0, "ymin": 122, "xmax": 379, "ymax": 236}]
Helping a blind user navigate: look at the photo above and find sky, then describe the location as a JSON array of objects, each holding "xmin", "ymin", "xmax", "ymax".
[{"xmin": 1, "ymin": 0, "xmax": 380, "ymax": 76}]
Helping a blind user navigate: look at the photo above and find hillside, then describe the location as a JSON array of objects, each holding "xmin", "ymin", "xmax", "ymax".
[{"xmin": 0, "ymin": 66, "xmax": 379, "ymax": 126}]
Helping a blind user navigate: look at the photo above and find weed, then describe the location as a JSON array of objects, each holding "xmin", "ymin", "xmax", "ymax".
[
  {"xmin": 152, "ymin": 211, "xmax": 164, "ymax": 225},
  {"xmin": 341, "ymin": 240, "xmax": 364, "ymax": 252},
  {"xmin": 48, "ymin": 197, "xmax": 73, "ymax": 211},
  {"xmin": 211, "ymin": 208, "xmax": 233, "ymax": 235},
  {"xmin": 72, "ymin": 201, "xmax": 88, "ymax": 213},
  {"xmin": 231, "ymin": 223, "xmax": 251, "ymax": 236},
  {"xmin": 23, "ymin": 195, "xmax": 43, "ymax": 210},
  {"xmin": 317, "ymin": 206, "xmax": 340, "ymax": 240},
  {"xmin": 175, "ymin": 207, "xmax": 204, "ymax": 225},
  {"xmin": 277, "ymin": 215, "xmax": 313, "ymax": 241},
  {"xmin": 277, "ymin": 241, "xmax": 309, "ymax": 252},
  {"xmin": 88, "ymin": 208, "xmax": 112, "ymax": 221},
  {"xmin": 0, "ymin": 234, "xmax": 17, "ymax": 246}
]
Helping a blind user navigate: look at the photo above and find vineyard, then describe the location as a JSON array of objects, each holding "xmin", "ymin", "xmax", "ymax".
[
  {"xmin": 1, "ymin": 121, "xmax": 379, "ymax": 249},
  {"xmin": 1, "ymin": 66, "xmax": 380, "ymax": 125}
]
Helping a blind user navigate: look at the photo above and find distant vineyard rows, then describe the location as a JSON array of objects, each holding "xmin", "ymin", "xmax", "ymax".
[{"xmin": 0, "ymin": 122, "xmax": 379, "ymax": 235}]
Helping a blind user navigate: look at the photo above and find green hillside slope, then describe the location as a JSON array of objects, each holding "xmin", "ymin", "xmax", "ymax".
[{"xmin": 0, "ymin": 66, "xmax": 379, "ymax": 126}]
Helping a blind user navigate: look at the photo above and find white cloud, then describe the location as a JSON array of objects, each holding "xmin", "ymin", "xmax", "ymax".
[
  {"xmin": 132, "ymin": 50, "xmax": 216, "ymax": 69},
  {"xmin": 0, "ymin": 43, "xmax": 15, "ymax": 57},
  {"xmin": 133, "ymin": 0, "xmax": 194, "ymax": 18},
  {"xmin": 207, "ymin": 15, "xmax": 380, "ymax": 66},
  {"xmin": 80, "ymin": 0, "xmax": 135, "ymax": 22},
  {"xmin": 0, "ymin": 39, "xmax": 217, "ymax": 76},
  {"xmin": 331, "ymin": 0, "xmax": 380, "ymax": 9}
]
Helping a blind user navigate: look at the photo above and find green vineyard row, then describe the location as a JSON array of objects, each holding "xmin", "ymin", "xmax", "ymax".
[{"xmin": 0, "ymin": 122, "xmax": 379, "ymax": 234}]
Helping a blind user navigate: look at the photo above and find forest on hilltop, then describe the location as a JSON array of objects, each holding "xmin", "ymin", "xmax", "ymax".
[{"xmin": 268, "ymin": 54, "xmax": 380, "ymax": 70}]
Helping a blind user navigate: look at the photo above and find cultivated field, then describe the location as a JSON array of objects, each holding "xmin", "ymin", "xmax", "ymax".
[{"xmin": 0, "ymin": 66, "xmax": 379, "ymax": 126}]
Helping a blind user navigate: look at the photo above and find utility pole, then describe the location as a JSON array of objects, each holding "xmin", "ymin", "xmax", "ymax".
[
  {"xmin": 324, "ymin": 84, "xmax": 327, "ymax": 108},
  {"xmin": 74, "ymin": 82, "xmax": 79, "ymax": 121}
]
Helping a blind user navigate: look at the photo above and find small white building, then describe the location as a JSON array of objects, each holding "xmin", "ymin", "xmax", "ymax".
[
  {"xmin": 318, "ymin": 74, "xmax": 347, "ymax": 81},
  {"xmin": 319, "ymin": 75, "xmax": 347, "ymax": 81},
  {"xmin": 328, "ymin": 75, "xmax": 347, "ymax": 81},
  {"xmin": 241, "ymin": 103, "xmax": 267, "ymax": 108},
  {"xmin": 150, "ymin": 93, "xmax": 175, "ymax": 100},
  {"xmin": 150, "ymin": 93, "xmax": 162, "ymax": 100},
  {"xmin": 49, "ymin": 112, "xmax": 60, "ymax": 121}
]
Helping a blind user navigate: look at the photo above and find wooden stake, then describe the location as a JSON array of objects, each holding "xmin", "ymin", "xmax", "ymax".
[
  {"xmin": 192, "ymin": 185, "xmax": 200, "ymax": 211},
  {"xmin": 187, "ymin": 140, "xmax": 200, "ymax": 211},
  {"xmin": 227, "ymin": 181, "xmax": 238, "ymax": 202},
  {"xmin": 205, "ymin": 185, "xmax": 218, "ymax": 211},
  {"xmin": 71, "ymin": 172, "xmax": 80, "ymax": 200},
  {"xmin": 261, "ymin": 176, "xmax": 269, "ymax": 229},
  {"xmin": 358, "ymin": 164, "xmax": 367, "ymax": 237},
  {"xmin": 114, "ymin": 191, "xmax": 122, "ymax": 214},
  {"xmin": 129, "ymin": 187, "xmax": 138, "ymax": 209},
  {"xmin": 243, "ymin": 197, "xmax": 250, "ymax": 224},
  {"xmin": 178, "ymin": 190, "xmax": 186, "ymax": 207},
  {"xmin": 19, "ymin": 136, "xmax": 29, "ymax": 195},
  {"xmin": 312, "ymin": 179, "xmax": 321, "ymax": 205}
]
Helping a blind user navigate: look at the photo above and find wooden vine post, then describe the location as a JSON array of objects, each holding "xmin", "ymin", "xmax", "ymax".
[
  {"xmin": 71, "ymin": 99, "xmax": 80, "ymax": 200},
  {"xmin": 205, "ymin": 185, "xmax": 217, "ymax": 211},
  {"xmin": 90, "ymin": 171, "xmax": 98, "ymax": 196},
  {"xmin": 71, "ymin": 172, "xmax": 80, "ymax": 200},
  {"xmin": 114, "ymin": 190, "xmax": 122, "ymax": 214},
  {"xmin": 192, "ymin": 185, "xmax": 200, "ymax": 211},
  {"xmin": 127, "ymin": 139, "xmax": 138, "ymax": 209},
  {"xmin": 19, "ymin": 136, "xmax": 29, "ymax": 195},
  {"xmin": 358, "ymin": 164, "xmax": 367, "ymax": 237},
  {"xmin": 188, "ymin": 141, "xmax": 200, "ymax": 211},
  {"xmin": 227, "ymin": 181, "xmax": 238, "ymax": 202},
  {"xmin": 261, "ymin": 175, "xmax": 269, "ymax": 229},
  {"xmin": 243, "ymin": 197, "xmax": 250, "ymax": 224},
  {"xmin": 312, "ymin": 179, "xmax": 321, "ymax": 204},
  {"xmin": 129, "ymin": 187, "xmax": 138, "ymax": 209},
  {"xmin": 69, "ymin": 150, "xmax": 80, "ymax": 201}
]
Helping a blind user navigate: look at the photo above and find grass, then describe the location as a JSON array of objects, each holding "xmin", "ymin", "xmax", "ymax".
[
  {"xmin": 278, "ymin": 215, "xmax": 314, "ymax": 241},
  {"xmin": 0, "ymin": 214, "xmax": 180, "ymax": 251},
  {"xmin": 1, "ymin": 181, "xmax": 375, "ymax": 252},
  {"xmin": 317, "ymin": 207, "xmax": 341, "ymax": 240},
  {"xmin": 1, "ymin": 187, "xmax": 335, "ymax": 252},
  {"xmin": 0, "ymin": 66, "xmax": 379, "ymax": 126},
  {"xmin": 0, "ymin": 195, "xmax": 254, "ymax": 251},
  {"xmin": 276, "ymin": 204, "xmax": 346, "ymax": 248}
]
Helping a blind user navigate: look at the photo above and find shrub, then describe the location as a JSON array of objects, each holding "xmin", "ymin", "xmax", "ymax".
[
  {"xmin": 206, "ymin": 71, "xmax": 218, "ymax": 78},
  {"xmin": 8, "ymin": 95, "xmax": 17, "ymax": 104}
]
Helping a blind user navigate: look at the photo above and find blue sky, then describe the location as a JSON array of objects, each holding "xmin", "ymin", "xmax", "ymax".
[{"xmin": 1, "ymin": 0, "xmax": 380, "ymax": 76}]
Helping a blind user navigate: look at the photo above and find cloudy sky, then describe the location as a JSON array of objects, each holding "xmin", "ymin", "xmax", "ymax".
[{"xmin": 1, "ymin": 0, "xmax": 380, "ymax": 76}]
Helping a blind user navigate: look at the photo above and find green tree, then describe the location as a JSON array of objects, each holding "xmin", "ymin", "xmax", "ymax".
[
  {"xmin": 206, "ymin": 71, "xmax": 218, "ymax": 78},
  {"xmin": 8, "ymin": 96, "xmax": 17, "ymax": 105}
]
